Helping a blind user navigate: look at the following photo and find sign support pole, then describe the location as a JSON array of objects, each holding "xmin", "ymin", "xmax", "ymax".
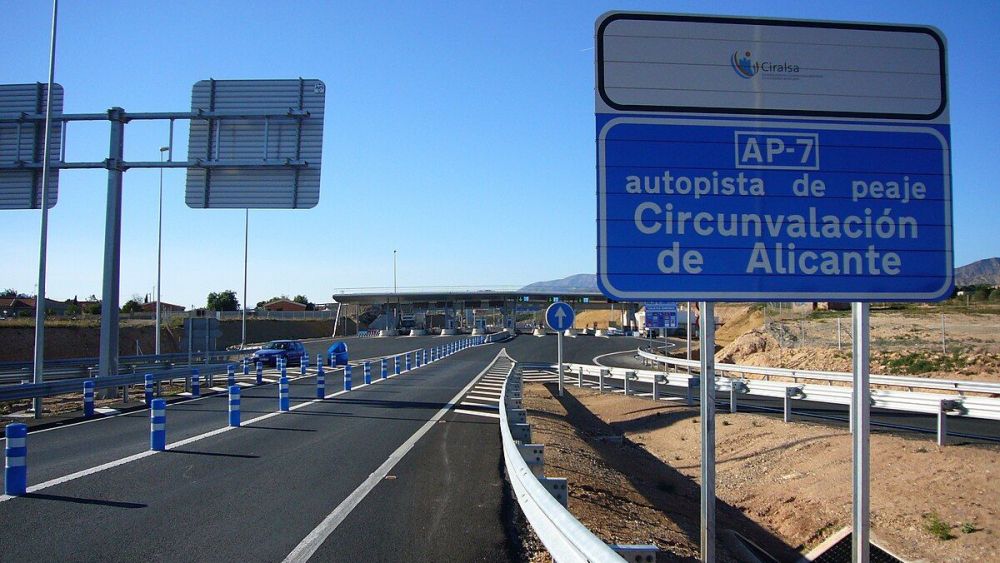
[
  {"xmin": 557, "ymin": 330, "xmax": 564, "ymax": 397},
  {"xmin": 97, "ymin": 108, "xmax": 126, "ymax": 383},
  {"xmin": 31, "ymin": 0, "xmax": 59, "ymax": 418},
  {"xmin": 851, "ymin": 302, "xmax": 870, "ymax": 562},
  {"xmin": 700, "ymin": 301, "xmax": 716, "ymax": 562},
  {"xmin": 686, "ymin": 301, "xmax": 692, "ymax": 374}
]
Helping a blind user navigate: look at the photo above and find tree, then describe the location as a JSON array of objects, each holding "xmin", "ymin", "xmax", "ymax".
[
  {"xmin": 83, "ymin": 301, "xmax": 101, "ymax": 315},
  {"xmin": 1, "ymin": 288, "xmax": 16, "ymax": 298},
  {"xmin": 207, "ymin": 290, "xmax": 240, "ymax": 311},
  {"xmin": 293, "ymin": 294, "xmax": 316, "ymax": 311},
  {"xmin": 122, "ymin": 298, "xmax": 143, "ymax": 313},
  {"xmin": 65, "ymin": 303, "xmax": 80, "ymax": 316},
  {"xmin": 256, "ymin": 295, "xmax": 290, "ymax": 308}
]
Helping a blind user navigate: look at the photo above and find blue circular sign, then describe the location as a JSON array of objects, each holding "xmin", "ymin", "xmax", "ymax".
[{"xmin": 545, "ymin": 302, "xmax": 575, "ymax": 332}]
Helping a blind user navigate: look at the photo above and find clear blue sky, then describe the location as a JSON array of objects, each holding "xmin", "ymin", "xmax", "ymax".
[{"xmin": 2, "ymin": 0, "xmax": 998, "ymax": 308}]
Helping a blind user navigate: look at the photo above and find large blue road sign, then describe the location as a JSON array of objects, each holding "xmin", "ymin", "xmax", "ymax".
[
  {"xmin": 545, "ymin": 302, "xmax": 575, "ymax": 332},
  {"xmin": 595, "ymin": 13, "xmax": 951, "ymax": 303}
]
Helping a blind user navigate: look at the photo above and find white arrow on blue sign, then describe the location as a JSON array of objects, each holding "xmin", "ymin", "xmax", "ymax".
[{"xmin": 545, "ymin": 302, "xmax": 576, "ymax": 332}]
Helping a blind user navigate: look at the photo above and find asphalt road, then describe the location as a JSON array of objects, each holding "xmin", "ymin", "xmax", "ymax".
[{"xmin": 0, "ymin": 337, "xmax": 522, "ymax": 562}]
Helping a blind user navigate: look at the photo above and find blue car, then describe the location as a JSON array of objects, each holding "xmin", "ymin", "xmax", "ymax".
[{"xmin": 251, "ymin": 340, "xmax": 306, "ymax": 367}]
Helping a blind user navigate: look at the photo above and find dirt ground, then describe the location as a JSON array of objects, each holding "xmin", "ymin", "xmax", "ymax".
[{"xmin": 523, "ymin": 383, "xmax": 999, "ymax": 563}]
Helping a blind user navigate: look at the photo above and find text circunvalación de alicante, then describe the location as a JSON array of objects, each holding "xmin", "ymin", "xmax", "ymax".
[{"xmin": 625, "ymin": 169, "xmax": 929, "ymax": 276}]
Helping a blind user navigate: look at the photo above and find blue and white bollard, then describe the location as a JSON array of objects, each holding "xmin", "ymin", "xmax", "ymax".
[
  {"xmin": 344, "ymin": 364, "xmax": 353, "ymax": 391},
  {"xmin": 256, "ymin": 361, "xmax": 263, "ymax": 385},
  {"xmin": 395, "ymin": 356, "xmax": 401, "ymax": 375},
  {"xmin": 4, "ymin": 423, "xmax": 28, "ymax": 496},
  {"xmin": 144, "ymin": 373, "xmax": 154, "ymax": 405},
  {"xmin": 381, "ymin": 358, "xmax": 388, "ymax": 380},
  {"xmin": 317, "ymin": 353, "xmax": 323, "ymax": 371},
  {"xmin": 328, "ymin": 353, "xmax": 334, "ymax": 367},
  {"xmin": 227, "ymin": 364, "xmax": 236, "ymax": 388},
  {"xmin": 280, "ymin": 357, "xmax": 287, "ymax": 379},
  {"xmin": 150, "ymin": 399, "xmax": 166, "ymax": 451},
  {"xmin": 420, "ymin": 349, "xmax": 425, "ymax": 366},
  {"xmin": 243, "ymin": 357, "xmax": 249, "ymax": 375},
  {"xmin": 364, "ymin": 361, "xmax": 372, "ymax": 385},
  {"xmin": 229, "ymin": 386, "xmax": 241, "ymax": 427},
  {"xmin": 317, "ymin": 362, "xmax": 326, "ymax": 398},
  {"xmin": 83, "ymin": 380, "xmax": 95, "ymax": 417},
  {"xmin": 279, "ymin": 377, "xmax": 290, "ymax": 411},
  {"xmin": 301, "ymin": 354, "xmax": 307, "ymax": 376},
  {"xmin": 405, "ymin": 354, "xmax": 412, "ymax": 372},
  {"xmin": 191, "ymin": 368, "xmax": 201, "ymax": 397}
]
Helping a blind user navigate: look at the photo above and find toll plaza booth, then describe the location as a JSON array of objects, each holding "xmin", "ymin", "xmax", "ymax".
[{"xmin": 327, "ymin": 341, "xmax": 349, "ymax": 366}]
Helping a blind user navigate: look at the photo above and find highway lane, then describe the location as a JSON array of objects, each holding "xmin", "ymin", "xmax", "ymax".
[
  {"xmin": 0, "ymin": 336, "xmax": 467, "ymax": 494},
  {"xmin": 0, "ymin": 342, "xmax": 513, "ymax": 561},
  {"xmin": 503, "ymin": 333, "xmax": 652, "ymax": 365}
]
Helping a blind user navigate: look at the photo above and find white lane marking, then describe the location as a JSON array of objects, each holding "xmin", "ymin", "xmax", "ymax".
[
  {"xmin": 459, "ymin": 401, "xmax": 499, "ymax": 410},
  {"xmin": 466, "ymin": 394, "xmax": 500, "ymax": 403},
  {"xmin": 93, "ymin": 407, "xmax": 120, "ymax": 415},
  {"xmin": 282, "ymin": 350, "xmax": 508, "ymax": 563},
  {"xmin": 453, "ymin": 409, "xmax": 501, "ymax": 420}
]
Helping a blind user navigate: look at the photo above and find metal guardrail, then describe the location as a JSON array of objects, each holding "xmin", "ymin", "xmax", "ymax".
[
  {"xmin": 561, "ymin": 362, "xmax": 1000, "ymax": 445},
  {"xmin": 0, "ymin": 350, "xmax": 249, "ymax": 385},
  {"xmin": 500, "ymin": 355, "xmax": 625, "ymax": 562},
  {"xmin": 636, "ymin": 349, "xmax": 1000, "ymax": 396},
  {"xmin": 0, "ymin": 363, "xmax": 233, "ymax": 403}
]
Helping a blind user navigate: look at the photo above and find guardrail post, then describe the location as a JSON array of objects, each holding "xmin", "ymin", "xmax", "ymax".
[
  {"xmin": 599, "ymin": 369, "xmax": 608, "ymax": 393},
  {"xmin": 784, "ymin": 388, "xmax": 794, "ymax": 423},
  {"xmin": 577, "ymin": 367, "xmax": 583, "ymax": 388},
  {"xmin": 363, "ymin": 361, "xmax": 371, "ymax": 385},
  {"xmin": 517, "ymin": 443, "xmax": 545, "ymax": 477},
  {"xmin": 381, "ymin": 358, "xmax": 388, "ymax": 380},
  {"xmin": 511, "ymin": 423, "xmax": 531, "ymax": 443},
  {"xmin": 653, "ymin": 374, "xmax": 661, "ymax": 401},
  {"xmin": 150, "ymin": 399, "xmax": 166, "ymax": 451},
  {"xmin": 624, "ymin": 370, "xmax": 636, "ymax": 396},
  {"xmin": 83, "ymin": 380, "xmax": 95, "ymax": 417},
  {"xmin": 243, "ymin": 358, "xmax": 249, "ymax": 375},
  {"xmin": 229, "ymin": 386, "xmax": 241, "ymax": 427},
  {"xmin": 256, "ymin": 361, "xmax": 263, "ymax": 385},
  {"xmin": 686, "ymin": 377, "xmax": 699, "ymax": 406},
  {"xmin": 4, "ymin": 423, "xmax": 28, "ymax": 496},
  {"xmin": 344, "ymin": 364, "xmax": 352, "ymax": 391},
  {"xmin": 227, "ymin": 364, "xmax": 236, "ymax": 388},
  {"xmin": 191, "ymin": 368, "xmax": 201, "ymax": 397},
  {"xmin": 538, "ymin": 477, "xmax": 568, "ymax": 508},
  {"xmin": 937, "ymin": 400, "xmax": 949, "ymax": 446},
  {"xmin": 144, "ymin": 373, "xmax": 154, "ymax": 405},
  {"xmin": 730, "ymin": 379, "xmax": 738, "ymax": 413},
  {"xmin": 509, "ymin": 409, "xmax": 527, "ymax": 424},
  {"xmin": 279, "ymin": 376, "xmax": 290, "ymax": 411},
  {"xmin": 406, "ymin": 354, "xmax": 412, "ymax": 372}
]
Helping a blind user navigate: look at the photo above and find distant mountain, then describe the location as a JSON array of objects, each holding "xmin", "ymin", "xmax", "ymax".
[
  {"xmin": 956, "ymin": 258, "xmax": 1000, "ymax": 286},
  {"xmin": 519, "ymin": 273, "xmax": 598, "ymax": 293}
]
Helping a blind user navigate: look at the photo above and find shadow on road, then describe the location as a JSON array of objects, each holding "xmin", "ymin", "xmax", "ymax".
[
  {"xmin": 22, "ymin": 492, "xmax": 146, "ymax": 509},
  {"xmin": 167, "ymin": 449, "xmax": 260, "ymax": 459}
]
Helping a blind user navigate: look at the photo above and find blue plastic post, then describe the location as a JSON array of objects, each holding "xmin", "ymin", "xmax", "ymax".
[
  {"xmin": 301, "ymin": 354, "xmax": 307, "ymax": 375},
  {"xmin": 406, "ymin": 354, "xmax": 412, "ymax": 372},
  {"xmin": 83, "ymin": 380, "xmax": 95, "ymax": 417},
  {"xmin": 395, "ymin": 356, "xmax": 401, "ymax": 375},
  {"xmin": 144, "ymin": 373, "xmax": 154, "ymax": 405},
  {"xmin": 328, "ymin": 353, "xmax": 334, "ymax": 367},
  {"xmin": 280, "ymin": 357, "xmax": 287, "ymax": 379},
  {"xmin": 150, "ymin": 399, "xmax": 166, "ymax": 451},
  {"xmin": 420, "ymin": 349, "xmax": 426, "ymax": 366},
  {"xmin": 227, "ymin": 364, "xmax": 236, "ymax": 388},
  {"xmin": 243, "ymin": 358, "xmax": 249, "ymax": 375},
  {"xmin": 364, "ymin": 361, "xmax": 371, "ymax": 385},
  {"xmin": 344, "ymin": 364, "xmax": 353, "ymax": 391},
  {"xmin": 229, "ymin": 386, "xmax": 241, "ymax": 427},
  {"xmin": 317, "ymin": 353, "xmax": 323, "ymax": 370},
  {"xmin": 191, "ymin": 368, "xmax": 201, "ymax": 397},
  {"xmin": 316, "ymin": 364, "xmax": 326, "ymax": 398},
  {"xmin": 4, "ymin": 423, "xmax": 28, "ymax": 495},
  {"xmin": 279, "ymin": 377, "xmax": 290, "ymax": 411},
  {"xmin": 256, "ymin": 361, "xmax": 263, "ymax": 385}
]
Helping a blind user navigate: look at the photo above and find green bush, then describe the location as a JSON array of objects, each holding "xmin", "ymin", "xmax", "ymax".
[{"xmin": 924, "ymin": 512, "xmax": 954, "ymax": 540}]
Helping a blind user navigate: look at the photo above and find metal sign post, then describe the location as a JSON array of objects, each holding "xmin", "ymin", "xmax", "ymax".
[
  {"xmin": 545, "ymin": 302, "xmax": 575, "ymax": 397},
  {"xmin": 699, "ymin": 301, "xmax": 716, "ymax": 562},
  {"xmin": 852, "ymin": 302, "xmax": 871, "ymax": 561}
]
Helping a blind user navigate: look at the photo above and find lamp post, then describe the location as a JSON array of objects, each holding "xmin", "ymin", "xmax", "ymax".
[
  {"xmin": 393, "ymin": 249, "xmax": 397, "ymax": 331},
  {"xmin": 242, "ymin": 208, "xmax": 248, "ymax": 348},
  {"xmin": 155, "ymin": 146, "xmax": 169, "ymax": 356}
]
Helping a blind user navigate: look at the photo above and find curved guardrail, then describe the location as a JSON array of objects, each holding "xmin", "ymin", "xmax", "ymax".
[
  {"xmin": 636, "ymin": 348, "xmax": 1000, "ymax": 396},
  {"xmin": 499, "ymin": 353, "xmax": 624, "ymax": 562}
]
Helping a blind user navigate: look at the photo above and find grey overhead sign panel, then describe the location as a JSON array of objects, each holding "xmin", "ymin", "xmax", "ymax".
[
  {"xmin": 185, "ymin": 78, "xmax": 326, "ymax": 209},
  {"xmin": 0, "ymin": 83, "xmax": 63, "ymax": 209}
]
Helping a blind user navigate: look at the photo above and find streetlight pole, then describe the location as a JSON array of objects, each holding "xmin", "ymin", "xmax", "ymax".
[
  {"xmin": 393, "ymin": 249, "xmax": 397, "ymax": 331},
  {"xmin": 155, "ymin": 146, "xmax": 168, "ymax": 356},
  {"xmin": 242, "ymin": 208, "xmax": 249, "ymax": 348}
]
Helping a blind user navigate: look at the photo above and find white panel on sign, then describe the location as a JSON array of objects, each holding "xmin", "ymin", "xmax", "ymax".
[
  {"xmin": 186, "ymin": 79, "xmax": 325, "ymax": 209},
  {"xmin": 597, "ymin": 14, "xmax": 946, "ymax": 119},
  {"xmin": 0, "ymin": 83, "xmax": 63, "ymax": 209}
]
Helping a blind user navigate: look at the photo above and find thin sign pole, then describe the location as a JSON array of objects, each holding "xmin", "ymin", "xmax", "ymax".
[
  {"xmin": 31, "ymin": 0, "xmax": 59, "ymax": 418},
  {"xmin": 686, "ymin": 301, "xmax": 692, "ymax": 374},
  {"xmin": 242, "ymin": 208, "xmax": 248, "ymax": 348},
  {"xmin": 851, "ymin": 302, "xmax": 871, "ymax": 562},
  {"xmin": 557, "ymin": 330, "xmax": 564, "ymax": 397},
  {"xmin": 699, "ymin": 301, "xmax": 716, "ymax": 562}
]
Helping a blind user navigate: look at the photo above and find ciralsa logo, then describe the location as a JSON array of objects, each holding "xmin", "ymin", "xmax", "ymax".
[
  {"xmin": 731, "ymin": 50, "xmax": 801, "ymax": 79},
  {"xmin": 731, "ymin": 50, "xmax": 756, "ymax": 78}
]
